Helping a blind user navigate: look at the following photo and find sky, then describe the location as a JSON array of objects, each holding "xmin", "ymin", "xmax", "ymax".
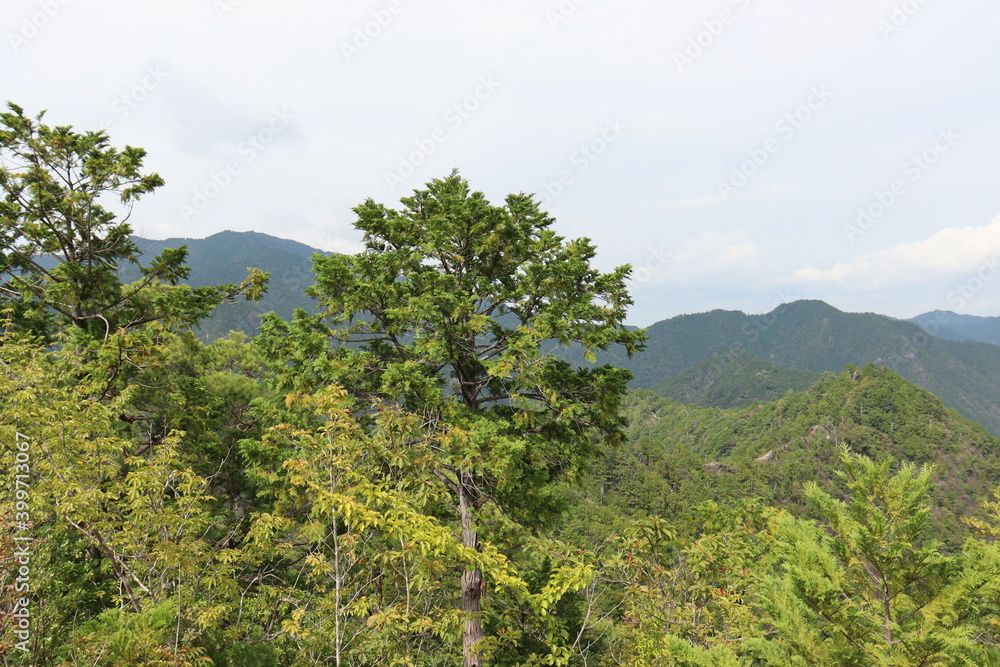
[{"xmin": 4, "ymin": 0, "xmax": 999, "ymax": 326}]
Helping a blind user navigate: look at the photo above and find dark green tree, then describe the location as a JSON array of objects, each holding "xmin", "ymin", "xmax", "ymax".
[{"xmin": 257, "ymin": 170, "xmax": 646, "ymax": 666}]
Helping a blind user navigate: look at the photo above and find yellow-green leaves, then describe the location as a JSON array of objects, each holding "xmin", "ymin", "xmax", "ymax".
[{"xmin": 765, "ymin": 448, "xmax": 987, "ymax": 666}]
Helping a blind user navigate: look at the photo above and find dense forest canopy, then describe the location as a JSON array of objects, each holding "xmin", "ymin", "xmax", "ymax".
[{"xmin": 2, "ymin": 106, "xmax": 1000, "ymax": 666}]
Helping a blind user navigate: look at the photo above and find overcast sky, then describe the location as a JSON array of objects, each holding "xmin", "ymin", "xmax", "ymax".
[{"xmin": 5, "ymin": 0, "xmax": 999, "ymax": 326}]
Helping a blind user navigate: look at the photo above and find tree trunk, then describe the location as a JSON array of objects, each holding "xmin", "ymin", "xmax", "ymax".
[{"xmin": 459, "ymin": 474, "xmax": 484, "ymax": 667}]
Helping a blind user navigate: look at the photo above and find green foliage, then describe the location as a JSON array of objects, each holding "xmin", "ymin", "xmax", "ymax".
[
  {"xmin": 592, "ymin": 366, "xmax": 1000, "ymax": 548},
  {"xmin": 572, "ymin": 452, "xmax": 1000, "ymax": 666},
  {"xmin": 762, "ymin": 448, "xmax": 996, "ymax": 665},
  {"xmin": 234, "ymin": 385, "xmax": 602, "ymax": 666},
  {"xmin": 0, "ymin": 102, "xmax": 163, "ymax": 337},
  {"xmin": 63, "ymin": 600, "xmax": 213, "ymax": 667},
  {"xmin": 7, "ymin": 106, "xmax": 1000, "ymax": 666},
  {"xmin": 593, "ymin": 502, "xmax": 777, "ymax": 665},
  {"xmin": 121, "ymin": 231, "xmax": 324, "ymax": 343},
  {"xmin": 0, "ymin": 333, "xmax": 214, "ymax": 661}
]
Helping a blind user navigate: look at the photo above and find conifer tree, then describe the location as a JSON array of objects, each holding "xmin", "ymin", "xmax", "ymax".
[
  {"xmin": 764, "ymin": 447, "xmax": 991, "ymax": 665},
  {"xmin": 258, "ymin": 170, "xmax": 646, "ymax": 666}
]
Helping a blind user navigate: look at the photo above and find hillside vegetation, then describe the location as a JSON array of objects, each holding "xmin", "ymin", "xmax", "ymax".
[
  {"xmin": 574, "ymin": 364, "xmax": 1000, "ymax": 550},
  {"xmin": 652, "ymin": 348, "xmax": 820, "ymax": 408},
  {"xmin": 5, "ymin": 108, "xmax": 1000, "ymax": 665}
]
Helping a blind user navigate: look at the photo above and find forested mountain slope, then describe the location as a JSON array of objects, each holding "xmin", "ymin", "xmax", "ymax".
[
  {"xmin": 573, "ymin": 364, "xmax": 1000, "ymax": 549},
  {"xmin": 121, "ymin": 233, "xmax": 1000, "ymax": 437},
  {"xmin": 652, "ymin": 348, "xmax": 820, "ymax": 408},
  {"xmin": 123, "ymin": 231, "xmax": 327, "ymax": 341}
]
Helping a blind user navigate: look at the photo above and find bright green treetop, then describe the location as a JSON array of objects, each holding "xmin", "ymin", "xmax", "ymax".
[
  {"xmin": 258, "ymin": 170, "xmax": 646, "ymax": 666},
  {"xmin": 261, "ymin": 169, "xmax": 646, "ymax": 513},
  {"xmin": 765, "ymin": 447, "xmax": 992, "ymax": 666}
]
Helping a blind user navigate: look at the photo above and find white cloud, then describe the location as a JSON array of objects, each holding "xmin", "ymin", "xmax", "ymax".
[{"xmin": 794, "ymin": 216, "xmax": 1000, "ymax": 288}]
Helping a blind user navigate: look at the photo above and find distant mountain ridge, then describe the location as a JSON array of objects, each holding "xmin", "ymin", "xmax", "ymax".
[
  {"xmin": 123, "ymin": 230, "xmax": 329, "ymax": 341},
  {"xmin": 909, "ymin": 310, "xmax": 1000, "ymax": 347}
]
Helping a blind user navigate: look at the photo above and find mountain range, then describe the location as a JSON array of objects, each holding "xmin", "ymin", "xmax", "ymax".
[
  {"xmin": 603, "ymin": 299, "xmax": 1000, "ymax": 435},
  {"xmin": 124, "ymin": 231, "xmax": 327, "ymax": 342},
  {"xmin": 127, "ymin": 231, "xmax": 1000, "ymax": 436},
  {"xmin": 909, "ymin": 310, "xmax": 1000, "ymax": 346},
  {"xmin": 587, "ymin": 363, "xmax": 1000, "ymax": 549}
]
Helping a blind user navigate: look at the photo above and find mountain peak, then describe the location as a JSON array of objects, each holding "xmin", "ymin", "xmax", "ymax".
[{"xmin": 780, "ymin": 299, "xmax": 839, "ymax": 314}]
